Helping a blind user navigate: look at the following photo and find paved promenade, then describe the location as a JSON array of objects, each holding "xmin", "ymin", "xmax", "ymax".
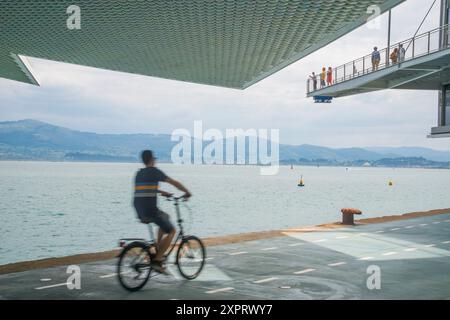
[{"xmin": 1, "ymin": 213, "xmax": 450, "ymax": 299}]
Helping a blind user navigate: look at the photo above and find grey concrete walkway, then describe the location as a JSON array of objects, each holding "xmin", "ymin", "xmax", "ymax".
[{"xmin": 1, "ymin": 213, "xmax": 450, "ymax": 300}]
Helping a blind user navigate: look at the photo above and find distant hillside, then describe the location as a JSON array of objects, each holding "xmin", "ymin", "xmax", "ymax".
[
  {"xmin": 0, "ymin": 119, "xmax": 174, "ymax": 162},
  {"xmin": 280, "ymin": 144, "xmax": 385, "ymax": 162},
  {"xmin": 1, "ymin": 120, "xmax": 449, "ymax": 168},
  {"xmin": 366, "ymin": 147, "xmax": 450, "ymax": 162}
]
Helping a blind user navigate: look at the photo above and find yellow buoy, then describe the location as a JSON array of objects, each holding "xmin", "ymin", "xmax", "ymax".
[{"xmin": 388, "ymin": 180, "xmax": 393, "ymax": 186}]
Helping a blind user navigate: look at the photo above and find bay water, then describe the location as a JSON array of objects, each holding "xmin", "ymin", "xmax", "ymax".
[{"xmin": 1, "ymin": 161, "xmax": 449, "ymax": 265}]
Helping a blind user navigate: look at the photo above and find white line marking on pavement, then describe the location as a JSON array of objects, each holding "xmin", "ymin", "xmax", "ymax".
[
  {"xmin": 442, "ymin": 241, "xmax": 450, "ymax": 244},
  {"xmin": 35, "ymin": 282, "xmax": 69, "ymax": 290},
  {"xmin": 99, "ymin": 273, "xmax": 117, "ymax": 279},
  {"xmin": 375, "ymin": 231, "xmax": 384, "ymax": 234},
  {"xmin": 312, "ymin": 239, "xmax": 327, "ymax": 243},
  {"xmin": 205, "ymin": 257, "xmax": 215, "ymax": 261},
  {"xmin": 419, "ymin": 224, "xmax": 428, "ymax": 226},
  {"xmin": 357, "ymin": 233, "xmax": 368, "ymax": 236},
  {"xmin": 382, "ymin": 252, "xmax": 397, "ymax": 256},
  {"xmin": 432, "ymin": 222, "xmax": 441, "ymax": 224},
  {"xmin": 328, "ymin": 262, "xmax": 347, "ymax": 267},
  {"xmin": 424, "ymin": 244, "xmax": 436, "ymax": 248},
  {"xmin": 253, "ymin": 277, "xmax": 278, "ymax": 284},
  {"xmin": 206, "ymin": 287, "xmax": 234, "ymax": 294},
  {"xmin": 261, "ymin": 247, "xmax": 277, "ymax": 251},
  {"xmin": 404, "ymin": 248, "xmax": 418, "ymax": 252},
  {"xmin": 390, "ymin": 228, "xmax": 400, "ymax": 231},
  {"xmin": 405, "ymin": 226, "xmax": 415, "ymax": 229},
  {"xmin": 288, "ymin": 243, "xmax": 304, "ymax": 247},
  {"xmin": 40, "ymin": 278, "xmax": 52, "ymax": 282},
  {"xmin": 294, "ymin": 268, "xmax": 315, "ymax": 275},
  {"xmin": 358, "ymin": 257, "xmax": 374, "ymax": 261},
  {"xmin": 335, "ymin": 236, "xmax": 349, "ymax": 239},
  {"xmin": 229, "ymin": 251, "xmax": 247, "ymax": 256}
]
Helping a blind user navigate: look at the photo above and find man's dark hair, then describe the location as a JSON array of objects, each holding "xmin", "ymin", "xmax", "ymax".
[{"xmin": 141, "ymin": 150, "xmax": 155, "ymax": 165}]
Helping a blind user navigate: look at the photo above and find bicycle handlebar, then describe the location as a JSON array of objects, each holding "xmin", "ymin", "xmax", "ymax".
[{"xmin": 164, "ymin": 194, "xmax": 188, "ymax": 201}]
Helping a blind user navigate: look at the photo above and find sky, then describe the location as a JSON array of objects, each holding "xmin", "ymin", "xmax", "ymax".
[{"xmin": 1, "ymin": 0, "xmax": 450, "ymax": 150}]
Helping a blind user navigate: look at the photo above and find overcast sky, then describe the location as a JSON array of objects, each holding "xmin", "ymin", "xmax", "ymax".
[{"xmin": 1, "ymin": 0, "xmax": 449, "ymax": 150}]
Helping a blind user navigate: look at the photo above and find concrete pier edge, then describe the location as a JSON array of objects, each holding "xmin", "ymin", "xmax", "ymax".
[{"xmin": 1, "ymin": 207, "xmax": 449, "ymax": 275}]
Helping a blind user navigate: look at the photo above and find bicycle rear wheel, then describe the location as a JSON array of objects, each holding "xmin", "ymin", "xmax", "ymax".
[
  {"xmin": 117, "ymin": 242, "xmax": 152, "ymax": 291},
  {"xmin": 176, "ymin": 235, "xmax": 206, "ymax": 280}
]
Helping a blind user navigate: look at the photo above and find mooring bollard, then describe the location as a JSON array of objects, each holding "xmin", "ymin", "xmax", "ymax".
[{"xmin": 341, "ymin": 208, "xmax": 362, "ymax": 225}]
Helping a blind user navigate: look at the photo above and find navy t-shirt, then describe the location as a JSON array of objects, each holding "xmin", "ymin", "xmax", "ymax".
[{"xmin": 133, "ymin": 167, "xmax": 168, "ymax": 217}]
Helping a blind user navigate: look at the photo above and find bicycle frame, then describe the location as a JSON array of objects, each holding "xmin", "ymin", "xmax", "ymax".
[
  {"xmin": 119, "ymin": 196, "xmax": 189, "ymax": 259},
  {"xmin": 160, "ymin": 196, "xmax": 187, "ymax": 258},
  {"xmin": 117, "ymin": 195, "xmax": 204, "ymax": 290},
  {"xmin": 132, "ymin": 197, "xmax": 187, "ymax": 258}
]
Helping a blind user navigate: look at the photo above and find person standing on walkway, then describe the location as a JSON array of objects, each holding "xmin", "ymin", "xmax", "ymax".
[
  {"xmin": 390, "ymin": 48, "xmax": 398, "ymax": 64},
  {"xmin": 326, "ymin": 67, "xmax": 333, "ymax": 86},
  {"xmin": 320, "ymin": 67, "xmax": 326, "ymax": 88},
  {"xmin": 372, "ymin": 47, "xmax": 381, "ymax": 71},
  {"xmin": 309, "ymin": 72, "xmax": 318, "ymax": 91},
  {"xmin": 398, "ymin": 44, "xmax": 406, "ymax": 62}
]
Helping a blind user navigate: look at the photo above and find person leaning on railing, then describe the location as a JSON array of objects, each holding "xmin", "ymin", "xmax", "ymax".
[{"xmin": 309, "ymin": 72, "xmax": 318, "ymax": 91}]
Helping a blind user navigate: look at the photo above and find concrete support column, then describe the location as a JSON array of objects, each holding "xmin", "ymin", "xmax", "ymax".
[
  {"xmin": 440, "ymin": 0, "xmax": 449, "ymax": 48},
  {"xmin": 437, "ymin": 1, "xmax": 449, "ymax": 129},
  {"xmin": 438, "ymin": 87, "xmax": 445, "ymax": 127},
  {"xmin": 445, "ymin": 85, "xmax": 450, "ymax": 126}
]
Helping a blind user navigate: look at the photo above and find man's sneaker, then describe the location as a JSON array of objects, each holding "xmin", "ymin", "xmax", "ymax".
[{"xmin": 151, "ymin": 260, "xmax": 169, "ymax": 275}]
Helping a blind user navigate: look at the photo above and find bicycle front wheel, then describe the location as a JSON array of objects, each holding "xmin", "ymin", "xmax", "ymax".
[
  {"xmin": 176, "ymin": 236, "xmax": 206, "ymax": 280},
  {"xmin": 117, "ymin": 242, "xmax": 152, "ymax": 291}
]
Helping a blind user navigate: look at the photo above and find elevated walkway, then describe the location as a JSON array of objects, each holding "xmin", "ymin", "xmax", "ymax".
[{"xmin": 307, "ymin": 25, "xmax": 450, "ymax": 98}]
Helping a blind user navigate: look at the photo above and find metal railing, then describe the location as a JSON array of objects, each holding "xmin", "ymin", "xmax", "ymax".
[{"xmin": 307, "ymin": 24, "xmax": 450, "ymax": 95}]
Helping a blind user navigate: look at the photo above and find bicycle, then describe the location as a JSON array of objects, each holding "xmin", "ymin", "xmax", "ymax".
[{"xmin": 117, "ymin": 195, "xmax": 206, "ymax": 292}]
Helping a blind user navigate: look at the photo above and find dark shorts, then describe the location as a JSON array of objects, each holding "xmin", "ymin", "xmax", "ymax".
[{"xmin": 138, "ymin": 209, "xmax": 175, "ymax": 234}]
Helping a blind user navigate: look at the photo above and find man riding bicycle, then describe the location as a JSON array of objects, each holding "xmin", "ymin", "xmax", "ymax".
[{"xmin": 133, "ymin": 150, "xmax": 191, "ymax": 273}]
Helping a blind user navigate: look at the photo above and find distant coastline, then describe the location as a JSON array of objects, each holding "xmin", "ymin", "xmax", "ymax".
[
  {"xmin": 1, "ymin": 158, "xmax": 449, "ymax": 170},
  {"xmin": 1, "ymin": 119, "xmax": 450, "ymax": 169}
]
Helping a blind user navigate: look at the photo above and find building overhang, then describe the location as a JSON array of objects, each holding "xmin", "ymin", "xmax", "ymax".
[{"xmin": 0, "ymin": 0, "xmax": 405, "ymax": 89}]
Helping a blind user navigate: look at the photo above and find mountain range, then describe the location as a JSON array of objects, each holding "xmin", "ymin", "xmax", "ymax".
[{"xmin": 1, "ymin": 119, "xmax": 450, "ymax": 168}]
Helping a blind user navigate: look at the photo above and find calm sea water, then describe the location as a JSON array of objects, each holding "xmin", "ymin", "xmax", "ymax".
[{"xmin": 1, "ymin": 161, "xmax": 450, "ymax": 265}]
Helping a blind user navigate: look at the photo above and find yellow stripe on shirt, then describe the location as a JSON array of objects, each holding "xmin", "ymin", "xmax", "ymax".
[{"xmin": 135, "ymin": 185, "xmax": 159, "ymax": 191}]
